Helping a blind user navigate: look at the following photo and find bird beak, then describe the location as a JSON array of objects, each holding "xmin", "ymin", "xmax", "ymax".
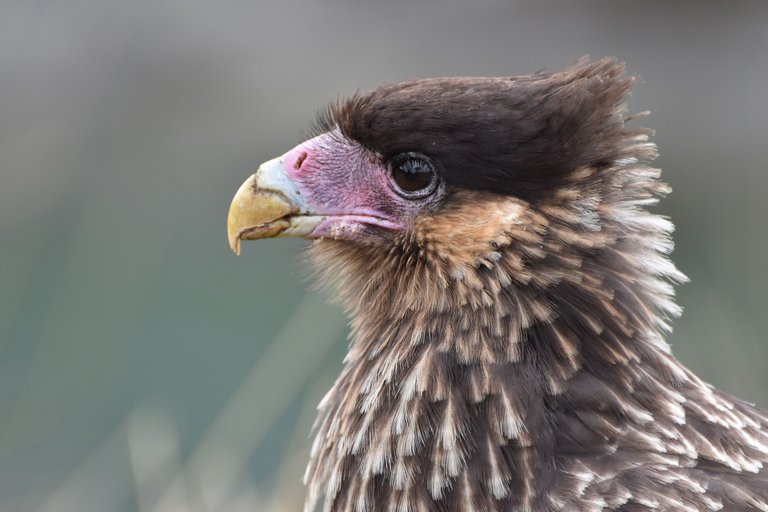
[{"xmin": 227, "ymin": 156, "xmax": 323, "ymax": 254}]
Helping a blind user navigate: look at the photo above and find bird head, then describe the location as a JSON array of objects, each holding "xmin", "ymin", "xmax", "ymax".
[
  {"xmin": 228, "ymin": 57, "xmax": 677, "ymax": 325},
  {"xmin": 230, "ymin": 58, "xmax": 646, "ymax": 258}
]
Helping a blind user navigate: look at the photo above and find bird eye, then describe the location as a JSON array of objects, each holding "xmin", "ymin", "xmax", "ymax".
[{"xmin": 388, "ymin": 152, "xmax": 439, "ymax": 199}]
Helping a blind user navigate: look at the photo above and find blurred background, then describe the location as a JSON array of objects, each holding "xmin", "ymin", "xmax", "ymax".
[{"xmin": 1, "ymin": 1, "xmax": 767, "ymax": 510}]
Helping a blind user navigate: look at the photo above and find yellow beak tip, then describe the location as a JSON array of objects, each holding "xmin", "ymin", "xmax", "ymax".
[
  {"xmin": 226, "ymin": 172, "xmax": 296, "ymax": 254},
  {"xmin": 229, "ymin": 235, "xmax": 241, "ymax": 255}
]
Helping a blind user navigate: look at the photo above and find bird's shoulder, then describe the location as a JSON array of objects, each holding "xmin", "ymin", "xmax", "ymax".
[{"xmin": 548, "ymin": 374, "xmax": 768, "ymax": 511}]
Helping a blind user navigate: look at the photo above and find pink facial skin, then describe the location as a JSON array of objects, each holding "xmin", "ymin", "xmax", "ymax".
[{"xmin": 278, "ymin": 129, "xmax": 441, "ymax": 241}]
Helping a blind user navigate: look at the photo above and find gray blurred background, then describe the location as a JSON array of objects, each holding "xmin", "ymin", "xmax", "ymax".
[{"xmin": 1, "ymin": 1, "xmax": 767, "ymax": 511}]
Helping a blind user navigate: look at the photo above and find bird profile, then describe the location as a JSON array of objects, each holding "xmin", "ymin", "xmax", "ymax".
[{"xmin": 227, "ymin": 58, "xmax": 768, "ymax": 511}]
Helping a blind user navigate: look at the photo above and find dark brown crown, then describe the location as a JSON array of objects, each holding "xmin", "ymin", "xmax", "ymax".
[{"xmin": 322, "ymin": 57, "xmax": 647, "ymax": 202}]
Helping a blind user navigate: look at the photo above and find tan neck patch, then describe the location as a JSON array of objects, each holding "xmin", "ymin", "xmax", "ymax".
[{"xmin": 412, "ymin": 190, "xmax": 549, "ymax": 275}]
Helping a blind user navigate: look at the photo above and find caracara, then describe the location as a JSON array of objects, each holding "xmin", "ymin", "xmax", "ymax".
[{"xmin": 226, "ymin": 58, "xmax": 768, "ymax": 511}]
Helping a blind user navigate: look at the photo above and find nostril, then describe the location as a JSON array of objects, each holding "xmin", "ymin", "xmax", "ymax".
[{"xmin": 293, "ymin": 151, "xmax": 308, "ymax": 171}]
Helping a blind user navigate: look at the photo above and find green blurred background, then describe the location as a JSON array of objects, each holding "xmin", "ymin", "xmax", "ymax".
[{"xmin": 1, "ymin": 1, "xmax": 767, "ymax": 510}]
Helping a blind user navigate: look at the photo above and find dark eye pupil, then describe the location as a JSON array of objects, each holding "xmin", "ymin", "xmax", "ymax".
[
  {"xmin": 395, "ymin": 159, "xmax": 432, "ymax": 191},
  {"xmin": 390, "ymin": 153, "xmax": 438, "ymax": 198}
]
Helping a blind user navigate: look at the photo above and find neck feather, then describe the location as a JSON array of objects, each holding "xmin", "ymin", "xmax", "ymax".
[{"xmin": 302, "ymin": 153, "xmax": 701, "ymax": 512}]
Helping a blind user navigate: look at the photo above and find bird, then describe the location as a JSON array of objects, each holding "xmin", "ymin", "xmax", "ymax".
[{"xmin": 226, "ymin": 58, "xmax": 768, "ymax": 511}]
